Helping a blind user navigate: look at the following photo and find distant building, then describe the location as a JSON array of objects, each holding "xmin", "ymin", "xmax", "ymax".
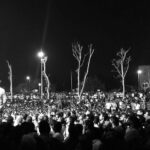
[{"xmin": 138, "ymin": 65, "xmax": 150, "ymax": 91}]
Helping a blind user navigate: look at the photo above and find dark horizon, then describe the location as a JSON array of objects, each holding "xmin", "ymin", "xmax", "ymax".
[{"xmin": 0, "ymin": 1, "xmax": 150, "ymax": 91}]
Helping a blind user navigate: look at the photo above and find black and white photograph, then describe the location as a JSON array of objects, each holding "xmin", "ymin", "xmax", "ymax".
[{"xmin": 0, "ymin": 1, "xmax": 150, "ymax": 150}]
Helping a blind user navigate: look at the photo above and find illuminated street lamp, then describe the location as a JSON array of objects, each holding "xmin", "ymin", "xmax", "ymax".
[
  {"xmin": 137, "ymin": 70, "xmax": 142, "ymax": 90},
  {"xmin": 137, "ymin": 70, "xmax": 142, "ymax": 75},
  {"xmin": 37, "ymin": 50, "xmax": 45, "ymax": 99},
  {"xmin": 38, "ymin": 83, "xmax": 41, "ymax": 95},
  {"xmin": 38, "ymin": 51, "xmax": 45, "ymax": 58},
  {"xmin": 26, "ymin": 76, "xmax": 31, "ymax": 92},
  {"xmin": 26, "ymin": 76, "xmax": 30, "ymax": 81}
]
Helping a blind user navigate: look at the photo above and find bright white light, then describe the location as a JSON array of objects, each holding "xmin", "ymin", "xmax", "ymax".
[
  {"xmin": 37, "ymin": 51, "xmax": 45, "ymax": 58},
  {"xmin": 26, "ymin": 76, "xmax": 30, "ymax": 80},
  {"xmin": 137, "ymin": 70, "xmax": 142, "ymax": 74},
  {"xmin": 38, "ymin": 83, "xmax": 41, "ymax": 86}
]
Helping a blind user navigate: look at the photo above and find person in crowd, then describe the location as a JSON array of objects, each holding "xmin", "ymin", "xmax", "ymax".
[
  {"xmin": 51, "ymin": 120, "xmax": 64, "ymax": 142},
  {"xmin": 0, "ymin": 85, "xmax": 7, "ymax": 118}
]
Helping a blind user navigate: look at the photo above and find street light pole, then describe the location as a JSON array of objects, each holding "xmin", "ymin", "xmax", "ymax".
[
  {"xmin": 138, "ymin": 72, "xmax": 139, "ymax": 88},
  {"xmin": 26, "ymin": 76, "xmax": 30, "ymax": 93},
  {"xmin": 38, "ymin": 83, "xmax": 41, "ymax": 95},
  {"xmin": 41, "ymin": 58, "xmax": 43, "ymax": 100},
  {"xmin": 137, "ymin": 70, "xmax": 142, "ymax": 90},
  {"xmin": 38, "ymin": 51, "xmax": 45, "ymax": 100}
]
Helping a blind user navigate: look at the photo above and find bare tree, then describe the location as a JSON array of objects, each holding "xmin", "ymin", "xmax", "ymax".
[
  {"xmin": 112, "ymin": 48, "xmax": 131, "ymax": 99},
  {"xmin": 72, "ymin": 43, "xmax": 94, "ymax": 101},
  {"xmin": 7, "ymin": 61, "xmax": 13, "ymax": 102},
  {"xmin": 42, "ymin": 56, "xmax": 50, "ymax": 100}
]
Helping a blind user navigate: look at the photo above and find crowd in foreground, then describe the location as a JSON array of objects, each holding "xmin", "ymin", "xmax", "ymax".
[{"xmin": 0, "ymin": 90, "xmax": 150, "ymax": 150}]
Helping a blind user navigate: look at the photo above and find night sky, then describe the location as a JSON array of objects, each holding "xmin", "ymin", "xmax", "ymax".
[{"xmin": 0, "ymin": 0, "xmax": 150, "ymax": 91}]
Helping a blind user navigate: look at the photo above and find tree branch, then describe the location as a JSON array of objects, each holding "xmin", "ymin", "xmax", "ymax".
[
  {"xmin": 112, "ymin": 61, "xmax": 122, "ymax": 77},
  {"xmin": 80, "ymin": 53, "xmax": 88, "ymax": 68},
  {"xmin": 124, "ymin": 56, "xmax": 131, "ymax": 78},
  {"xmin": 80, "ymin": 45, "xmax": 94, "ymax": 97}
]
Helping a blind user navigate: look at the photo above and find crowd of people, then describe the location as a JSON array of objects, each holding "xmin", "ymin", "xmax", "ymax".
[{"xmin": 0, "ymin": 89, "xmax": 150, "ymax": 150}]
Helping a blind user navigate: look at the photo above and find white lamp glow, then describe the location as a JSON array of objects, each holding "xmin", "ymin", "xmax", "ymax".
[
  {"xmin": 38, "ymin": 51, "xmax": 45, "ymax": 58},
  {"xmin": 137, "ymin": 70, "xmax": 142, "ymax": 74}
]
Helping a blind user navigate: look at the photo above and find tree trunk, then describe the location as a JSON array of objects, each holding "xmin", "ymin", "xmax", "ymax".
[
  {"xmin": 79, "ymin": 52, "xmax": 93, "ymax": 100},
  {"xmin": 122, "ymin": 78, "xmax": 125, "ymax": 99},
  {"xmin": 43, "ymin": 57, "xmax": 50, "ymax": 100},
  {"xmin": 72, "ymin": 43, "xmax": 94, "ymax": 103},
  {"xmin": 121, "ymin": 62, "xmax": 125, "ymax": 100},
  {"xmin": 77, "ymin": 68, "xmax": 80, "ymax": 101},
  {"xmin": 112, "ymin": 49, "xmax": 131, "ymax": 100},
  {"xmin": 7, "ymin": 61, "xmax": 13, "ymax": 102},
  {"xmin": 10, "ymin": 68, "xmax": 13, "ymax": 102}
]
